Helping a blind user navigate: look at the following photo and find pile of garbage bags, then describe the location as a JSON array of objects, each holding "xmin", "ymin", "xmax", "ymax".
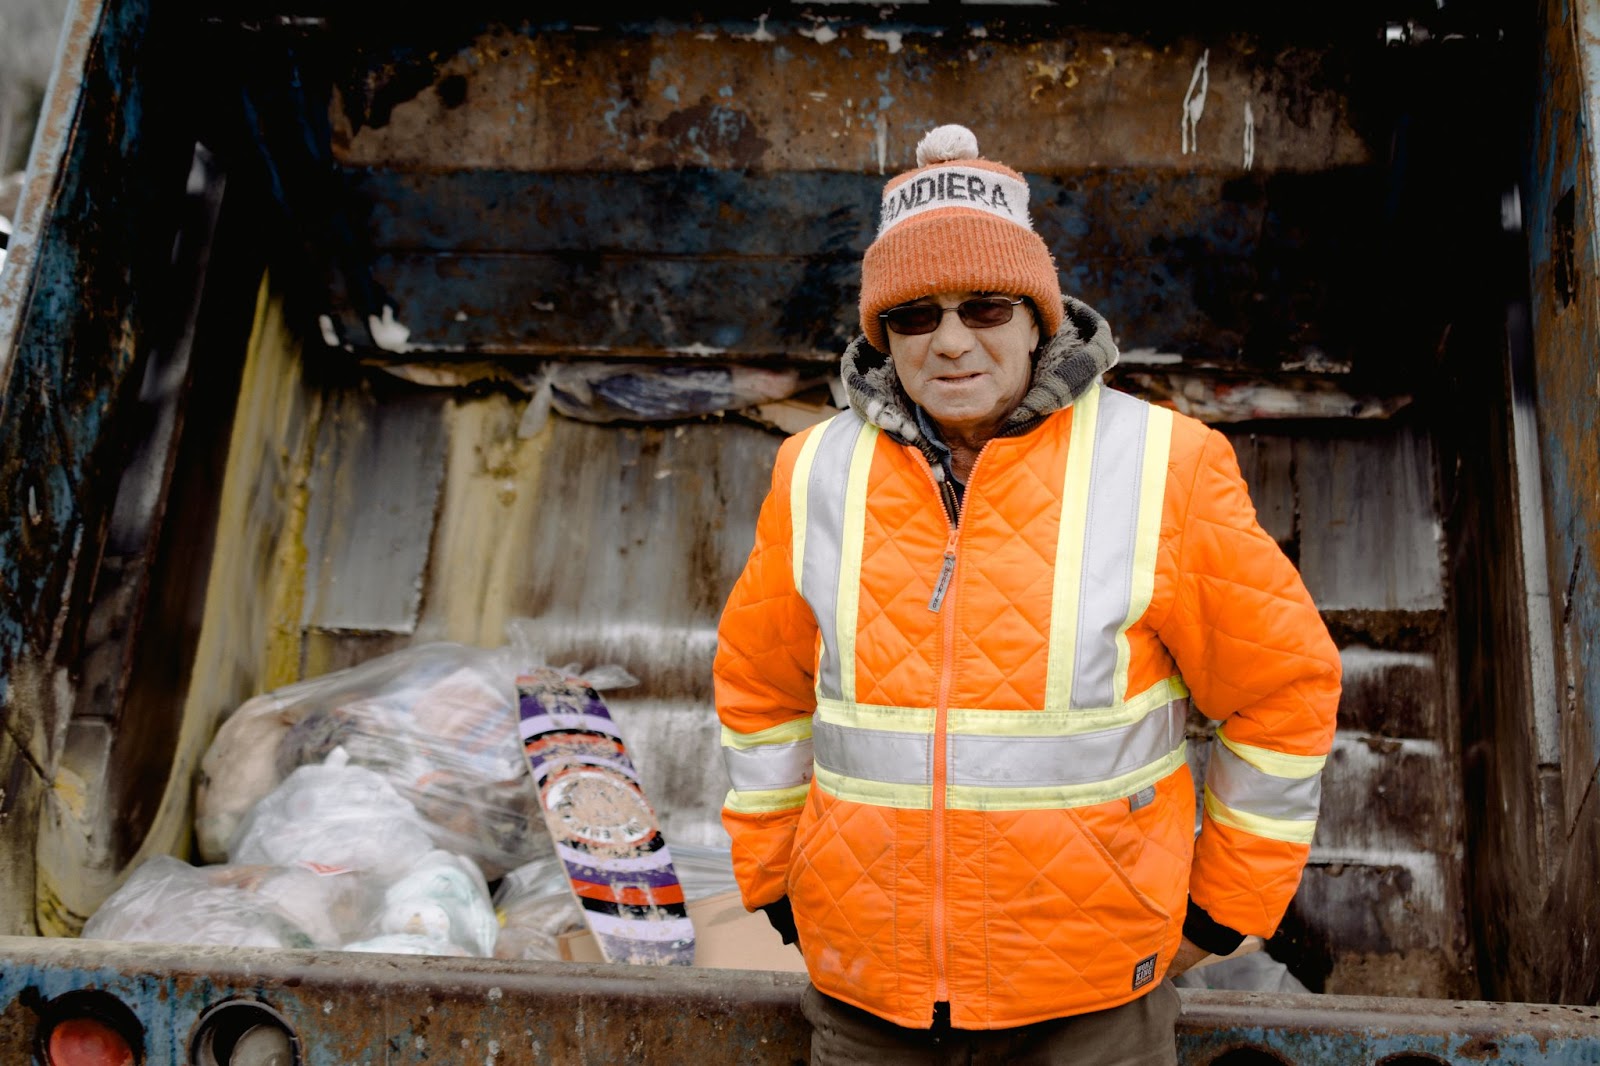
[
  {"xmin": 82, "ymin": 638, "xmax": 735, "ymax": 961},
  {"xmin": 87, "ymin": 750, "xmax": 500, "ymax": 956}
]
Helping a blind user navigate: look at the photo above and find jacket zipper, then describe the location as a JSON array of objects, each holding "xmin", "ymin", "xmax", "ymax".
[
  {"xmin": 914, "ymin": 444, "xmax": 990, "ymax": 1009},
  {"xmin": 932, "ymin": 523, "xmax": 958, "ymax": 1003}
]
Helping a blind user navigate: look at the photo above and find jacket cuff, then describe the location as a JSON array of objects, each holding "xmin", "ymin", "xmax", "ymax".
[{"xmin": 1183, "ymin": 897, "xmax": 1247, "ymax": 957}]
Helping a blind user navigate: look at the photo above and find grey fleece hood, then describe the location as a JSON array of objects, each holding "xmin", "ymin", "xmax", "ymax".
[{"xmin": 838, "ymin": 294, "xmax": 1121, "ymax": 446}]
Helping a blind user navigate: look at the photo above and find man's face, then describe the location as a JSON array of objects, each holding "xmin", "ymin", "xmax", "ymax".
[{"xmin": 886, "ymin": 290, "xmax": 1040, "ymax": 443}]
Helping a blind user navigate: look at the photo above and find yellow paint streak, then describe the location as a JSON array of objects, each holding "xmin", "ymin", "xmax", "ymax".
[
  {"xmin": 263, "ymin": 447, "xmax": 315, "ymax": 688},
  {"xmin": 421, "ymin": 393, "xmax": 553, "ymax": 646},
  {"xmin": 178, "ymin": 268, "xmax": 320, "ymax": 791},
  {"xmin": 1026, "ymin": 58, "xmax": 1080, "ymax": 89},
  {"xmin": 37, "ymin": 274, "xmax": 325, "ymax": 933}
]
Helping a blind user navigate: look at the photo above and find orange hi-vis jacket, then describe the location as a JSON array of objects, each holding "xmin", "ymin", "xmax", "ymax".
[{"xmin": 715, "ymin": 301, "xmax": 1342, "ymax": 1030}]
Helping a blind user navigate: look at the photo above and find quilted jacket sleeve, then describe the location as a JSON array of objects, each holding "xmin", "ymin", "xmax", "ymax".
[
  {"xmin": 1157, "ymin": 426, "xmax": 1342, "ymax": 951},
  {"xmin": 715, "ymin": 432, "xmax": 822, "ymax": 912}
]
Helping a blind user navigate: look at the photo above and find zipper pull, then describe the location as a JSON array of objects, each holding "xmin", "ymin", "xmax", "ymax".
[{"xmin": 927, "ymin": 528, "xmax": 959, "ymax": 612}]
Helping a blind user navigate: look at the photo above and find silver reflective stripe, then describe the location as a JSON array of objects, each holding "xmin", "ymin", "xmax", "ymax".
[
  {"xmin": 1207, "ymin": 740, "xmax": 1322, "ymax": 821},
  {"xmin": 950, "ymin": 698, "xmax": 1186, "ymax": 787},
  {"xmin": 801, "ymin": 413, "xmax": 870, "ymax": 702},
  {"xmin": 814, "ymin": 700, "xmax": 1185, "ymax": 792},
  {"xmin": 722, "ymin": 739, "xmax": 816, "ymax": 792},
  {"xmin": 1071, "ymin": 388, "xmax": 1151, "ymax": 709},
  {"xmin": 813, "ymin": 718, "xmax": 932, "ymax": 785}
]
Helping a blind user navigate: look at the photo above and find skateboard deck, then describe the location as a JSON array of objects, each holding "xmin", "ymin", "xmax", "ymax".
[{"xmin": 516, "ymin": 667, "xmax": 695, "ymax": 965}]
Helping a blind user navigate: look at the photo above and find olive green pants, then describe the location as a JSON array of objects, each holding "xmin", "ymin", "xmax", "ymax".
[{"xmin": 801, "ymin": 982, "xmax": 1180, "ymax": 1066}]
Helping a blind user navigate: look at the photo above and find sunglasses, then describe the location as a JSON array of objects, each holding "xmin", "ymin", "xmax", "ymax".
[{"xmin": 879, "ymin": 296, "xmax": 1026, "ymax": 337}]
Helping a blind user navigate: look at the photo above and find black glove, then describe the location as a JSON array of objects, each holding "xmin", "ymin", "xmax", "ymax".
[
  {"xmin": 1182, "ymin": 896, "xmax": 1246, "ymax": 957},
  {"xmin": 760, "ymin": 896, "xmax": 801, "ymax": 949}
]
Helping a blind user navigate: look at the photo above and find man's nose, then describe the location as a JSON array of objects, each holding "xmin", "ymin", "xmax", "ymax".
[{"xmin": 927, "ymin": 310, "xmax": 975, "ymax": 357}]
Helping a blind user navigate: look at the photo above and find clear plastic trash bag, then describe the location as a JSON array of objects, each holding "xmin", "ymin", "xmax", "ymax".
[
  {"xmin": 228, "ymin": 750, "xmax": 439, "ymax": 883},
  {"xmin": 81, "ymin": 855, "xmax": 319, "ymax": 950},
  {"xmin": 196, "ymin": 642, "xmax": 549, "ymax": 878},
  {"xmin": 359, "ymin": 849, "xmax": 498, "ymax": 957}
]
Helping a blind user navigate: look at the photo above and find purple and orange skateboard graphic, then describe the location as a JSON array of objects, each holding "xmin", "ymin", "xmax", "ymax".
[{"xmin": 516, "ymin": 667, "xmax": 695, "ymax": 965}]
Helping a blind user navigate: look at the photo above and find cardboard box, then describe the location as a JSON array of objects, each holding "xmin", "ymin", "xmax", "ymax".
[{"xmin": 558, "ymin": 889, "xmax": 808, "ymax": 971}]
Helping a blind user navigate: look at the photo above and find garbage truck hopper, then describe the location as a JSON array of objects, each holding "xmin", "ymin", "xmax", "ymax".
[{"xmin": 2, "ymin": 0, "xmax": 1600, "ymax": 1060}]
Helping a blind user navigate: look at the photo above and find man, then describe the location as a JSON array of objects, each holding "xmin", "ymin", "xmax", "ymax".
[{"xmin": 714, "ymin": 124, "xmax": 1341, "ymax": 1064}]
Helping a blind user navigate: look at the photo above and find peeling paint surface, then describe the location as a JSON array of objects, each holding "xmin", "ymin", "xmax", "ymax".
[
  {"xmin": 0, "ymin": 0, "xmax": 200, "ymax": 931},
  {"xmin": 328, "ymin": 22, "xmax": 1371, "ymax": 173},
  {"xmin": 1181, "ymin": 48, "xmax": 1210, "ymax": 155},
  {"xmin": 1503, "ymin": 0, "xmax": 1600, "ymax": 1006},
  {"xmin": 0, "ymin": 938, "xmax": 1598, "ymax": 1061}
]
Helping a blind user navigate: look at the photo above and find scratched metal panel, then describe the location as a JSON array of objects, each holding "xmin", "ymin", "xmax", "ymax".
[
  {"xmin": 305, "ymin": 15, "xmax": 1422, "ymax": 370},
  {"xmin": 2, "ymin": 937, "xmax": 1599, "ymax": 1062},
  {"xmin": 1316, "ymin": 734, "xmax": 1457, "ymax": 857},
  {"xmin": 484, "ymin": 418, "xmax": 778, "ymax": 703},
  {"xmin": 1335, "ymin": 646, "xmax": 1441, "ymax": 739},
  {"xmin": 345, "ymin": 251, "xmax": 860, "ymax": 359},
  {"xmin": 1513, "ymin": 0, "xmax": 1600, "ymax": 1007},
  {"xmin": 0, "ymin": 728, "xmax": 46, "ymax": 937},
  {"xmin": 1283, "ymin": 860, "xmax": 1473, "ymax": 1001},
  {"xmin": 0, "ymin": 0, "xmax": 200, "ymax": 932},
  {"xmin": 1529, "ymin": 0, "xmax": 1600, "ymax": 798},
  {"xmin": 300, "ymin": 383, "xmax": 447, "ymax": 634},
  {"xmin": 0, "ymin": 0, "xmax": 119, "ymax": 750},
  {"xmin": 351, "ymin": 169, "xmax": 877, "ymax": 255},
  {"xmin": 1307, "ymin": 730, "xmax": 1470, "ymax": 998},
  {"xmin": 1213, "ymin": 420, "xmax": 1464, "ymax": 998},
  {"xmin": 337, "ymin": 168, "xmax": 1383, "ymax": 368},
  {"xmin": 1295, "ymin": 426, "xmax": 1444, "ymax": 613},
  {"xmin": 1224, "ymin": 431, "xmax": 1296, "ymax": 550},
  {"xmin": 328, "ymin": 19, "xmax": 1375, "ymax": 174}
]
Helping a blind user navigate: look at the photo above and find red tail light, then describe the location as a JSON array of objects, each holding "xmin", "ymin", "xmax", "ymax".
[{"xmin": 44, "ymin": 1017, "xmax": 136, "ymax": 1066}]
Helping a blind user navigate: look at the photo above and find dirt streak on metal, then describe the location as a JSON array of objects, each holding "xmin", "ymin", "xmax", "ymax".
[{"xmin": 328, "ymin": 21, "xmax": 1372, "ymax": 174}]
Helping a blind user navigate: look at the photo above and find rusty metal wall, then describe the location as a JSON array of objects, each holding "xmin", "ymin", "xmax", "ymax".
[
  {"xmin": 0, "ymin": 0, "xmax": 218, "ymax": 935},
  {"xmin": 218, "ymin": 8, "xmax": 1498, "ymax": 999},
  {"xmin": 224, "ymin": 10, "xmax": 1433, "ymax": 379},
  {"xmin": 1496, "ymin": 0, "xmax": 1600, "ymax": 1006},
  {"xmin": 0, "ymin": 0, "xmax": 1571, "ymax": 1042},
  {"xmin": 3, "ymin": 937, "xmax": 1600, "ymax": 1063},
  {"xmin": 1224, "ymin": 424, "xmax": 1470, "ymax": 999}
]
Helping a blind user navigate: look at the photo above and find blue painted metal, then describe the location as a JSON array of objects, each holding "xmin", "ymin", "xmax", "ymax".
[
  {"xmin": 1520, "ymin": 0, "xmax": 1600, "ymax": 1007},
  {"xmin": 330, "ymin": 166, "xmax": 1371, "ymax": 366},
  {"xmin": 0, "ymin": 0, "xmax": 194, "ymax": 713},
  {"xmin": 0, "ymin": 0, "xmax": 105, "ymax": 708},
  {"xmin": 2, "ymin": 938, "xmax": 1599, "ymax": 1063}
]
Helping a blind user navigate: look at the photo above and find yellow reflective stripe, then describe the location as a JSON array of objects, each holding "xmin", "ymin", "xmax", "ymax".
[
  {"xmin": 1114, "ymin": 404, "xmax": 1173, "ymax": 704},
  {"xmin": 835, "ymin": 424, "xmax": 877, "ymax": 705},
  {"xmin": 723, "ymin": 784, "xmax": 811, "ymax": 815},
  {"xmin": 1044, "ymin": 384, "xmax": 1101, "ymax": 713},
  {"xmin": 1204, "ymin": 786, "xmax": 1317, "ymax": 844},
  {"xmin": 946, "ymin": 676, "xmax": 1188, "ymax": 736},
  {"xmin": 720, "ymin": 717, "xmax": 814, "ymax": 751},
  {"xmin": 947, "ymin": 742, "xmax": 1187, "ymax": 811},
  {"xmin": 789, "ymin": 421, "xmax": 829, "ymax": 590},
  {"xmin": 1216, "ymin": 730, "xmax": 1328, "ymax": 779},
  {"xmin": 815, "ymin": 698, "xmax": 934, "ymax": 733},
  {"xmin": 813, "ymin": 763, "xmax": 932, "ymax": 810}
]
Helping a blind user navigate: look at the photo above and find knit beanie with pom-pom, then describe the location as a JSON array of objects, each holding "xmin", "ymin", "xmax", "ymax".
[{"xmin": 858, "ymin": 124, "xmax": 1063, "ymax": 353}]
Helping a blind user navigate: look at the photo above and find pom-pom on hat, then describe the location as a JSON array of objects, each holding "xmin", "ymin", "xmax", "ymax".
[{"xmin": 859, "ymin": 124, "xmax": 1063, "ymax": 352}]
